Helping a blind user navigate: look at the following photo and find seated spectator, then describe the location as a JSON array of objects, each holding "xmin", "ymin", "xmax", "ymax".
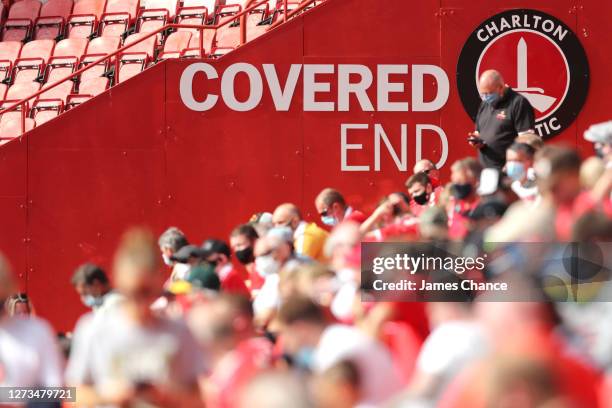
[
  {"xmin": 71, "ymin": 263, "xmax": 123, "ymax": 314},
  {"xmin": 0, "ymin": 254, "xmax": 64, "ymax": 388},
  {"xmin": 505, "ymin": 142, "xmax": 538, "ymax": 201},
  {"xmin": 446, "ymin": 158, "xmax": 482, "ymax": 239},
  {"xmin": 272, "ymin": 203, "xmax": 329, "ymax": 261},
  {"xmin": 315, "ymin": 188, "xmax": 366, "ymax": 227},
  {"xmin": 406, "ymin": 172, "xmax": 441, "ymax": 217},
  {"xmin": 66, "ymin": 228, "xmax": 207, "ymax": 407},
  {"xmin": 201, "ymin": 239, "xmax": 250, "ymax": 297},
  {"xmin": 360, "ymin": 194, "xmax": 419, "ymax": 241},
  {"xmin": 230, "ymin": 224, "xmax": 262, "ymax": 293},
  {"xmin": 414, "ymin": 159, "xmax": 442, "ymax": 188},
  {"xmin": 158, "ymin": 227, "xmax": 189, "ymax": 267},
  {"xmin": 515, "ymin": 131, "xmax": 544, "ymax": 151},
  {"xmin": 277, "ymin": 296, "xmax": 402, "ymax": 406}
]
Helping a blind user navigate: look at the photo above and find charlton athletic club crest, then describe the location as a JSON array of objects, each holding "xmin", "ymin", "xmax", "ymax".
[{"xmin": 457, "ymin": 9, "xmax": 590, "ymax": 138}]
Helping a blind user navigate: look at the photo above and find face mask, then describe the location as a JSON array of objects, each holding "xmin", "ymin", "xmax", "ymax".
[
  {"xmin": 293, "ymin": 347, "xmax": 315, "ymax": 370},
  {"xmin": 505, "ymin": 161, "xmax": 525, "ymax": 181},
  {"xmin": 235, "ymin": 247, "xmax": 255, "ymax": 265},
  {"xmin": 162, "ymin": 254, "xmax": 173, "ymax": 266},
  {"xmin": 321, "ymin": 215, "xmax": 337, "ymax": 227},
  {"xmin": 82, "ymin": 294, "xmax": 103, "ymax": 309},
  {"xmin": 451, "ymin": 183, "xmax": 473, "ymax": 200},
  {"xmin": 412, "ymin": 191, "xmax": 429, "ymax": 206},
  {"xmin": 255, "ymin": 255, "xmax": 280, "ymax": 277},
  {"xmin": 481, "ymin": 92, "xmax": 499, "ymax": 105}
]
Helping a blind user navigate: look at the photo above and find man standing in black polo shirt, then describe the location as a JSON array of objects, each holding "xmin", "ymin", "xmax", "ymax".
[{"xmin": 468, "ymin": 70, "xmax": 535, "ymax": 169}]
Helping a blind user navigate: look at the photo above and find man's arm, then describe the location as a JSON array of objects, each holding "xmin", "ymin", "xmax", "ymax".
[{"xmin": 514, "ymin": 95, "xmax": 536, "ymax": 133}]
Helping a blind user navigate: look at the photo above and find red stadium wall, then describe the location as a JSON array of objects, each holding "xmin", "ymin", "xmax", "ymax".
[{"xmin": 0, "ymin": 0, "xmax": 610, "ymax": 331}]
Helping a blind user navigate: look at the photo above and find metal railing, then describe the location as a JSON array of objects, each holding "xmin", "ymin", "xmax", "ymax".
[{"xmin": 0, "ymin": 0, "xmax": 321, "ymax": 139}]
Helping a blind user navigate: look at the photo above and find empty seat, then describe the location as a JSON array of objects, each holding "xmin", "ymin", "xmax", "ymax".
[
  {"xmin": 67, "ymin": 0, "xmax": 106, "ymax": 39},
  {"xmin": 2, "ymin": 0, "xmax": 42, "ymax": 41},
  {"xmin": 158, "ymin": 31, "xmax": 191, "ymax": 60},
  {"xmin": 31, "ymin": 99, "xmax": 64, "ymax": 126},
  {"xmin": 177, "ymin": 0, "xmax": 215, "ymax": 25},
  {"xmin": 0, "ymin": 117, "xmax": 35, "ymax": 140},
  {"xmin": 79, "ymin": 35, "xmax": 120, "ymax": 81},
  {"xmin": 39, "ymin": 81, "xmax": 74, "ymax": 101},
  {"xmin": 209, "ymin": 46, "xmax": 233, "ymax": 57},
  {"xmin": 117, "ymin": 32, "xmax": 155, "ymax": 83},
  {"xmin": 35, "ymin": 0, "xmax": 75, "ymax": 40},
  {"xmin": 0, "ymin": 102, "xmax": 26, "ymax": 128},
  {"xmin": 13, "ymin": 40, "xmax": 56, "ymax": 83},
  {"xmin": 0, "ymin": 42, "xmax": 23, "ymax": 81},
  {"xmin": 100, "ymin": 0, "xmax": 139, "ymax": 37},
  {"xmin": 215, "ymin": 25, "xmax": 240, "ymax": 49},
  {"xmin": 138, "ymin": 0, "xmax": 178, "ymax": 35},
  {"xmin": 186, "ymin": 28, "xmax": 215, "ymax": 57},
  {"xmin": 0, "ymin": 84, "xmax": 7, "ymax": 100},
  {"xmin": 52, "ymin": 38, "xmax": 89, "ymax": 60},
  {"xmin": 6, "ymin": 81, "xmax": 41, "ymax": 100},
  {"xmin": 78, "ymin": 76, "xmax": 108, "ymax": 96}
]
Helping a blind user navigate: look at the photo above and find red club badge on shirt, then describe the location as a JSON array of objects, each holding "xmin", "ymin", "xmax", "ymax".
[{"xmin": 496, "ymin": 111, "xmax": 507, "ymax": 120}]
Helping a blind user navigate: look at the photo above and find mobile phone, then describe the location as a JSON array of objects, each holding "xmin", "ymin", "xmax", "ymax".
[{"xmin": 468, "ymin": 136, "xmax": 484, "ymax": 144}]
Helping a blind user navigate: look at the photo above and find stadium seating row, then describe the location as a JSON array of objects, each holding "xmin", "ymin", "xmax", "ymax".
[{"xmin": 0, "ymin": 0, "xmax": 318, "ymax": 141}]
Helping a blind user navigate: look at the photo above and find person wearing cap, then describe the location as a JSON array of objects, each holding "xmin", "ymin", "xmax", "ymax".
[
  {"xmin": 201, "ymin": 239, "xmax": 250, "ymax": 298},
  {"xmin": 272, "ymin": 203, "xmax": 328, "ymax": 262},
  {"xmin": 469, "ymin": 70, "xmax": 536, "ymax": 169},
  {"xmin": 504, "ymin": 142, "xmax": 538, "ymax": 202},
  {"xmin": 252, "ymin": 227, "xmax": 304, "ymax": 325},
  {"xmin": 413, "ymin": 159, "xmax": 441, "ymax": 188},
  {"xmin": 584, "ymin": 120, "xmax": 612, "ymax": 167},
  {"xmin": 315, "ymin": 188, "xmax": 366, "ymax": 227},
  {"xmin": 168, "ymin": 244, "xmax": 204, "ymax": 282}
]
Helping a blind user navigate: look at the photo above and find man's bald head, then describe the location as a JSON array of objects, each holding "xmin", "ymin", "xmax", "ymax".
[
  {"xmin": 272, "ymin": 203, "xmax": 302, "ymax": 230},
  {"xmin": 478, "ymin": 69, "xmax": 505, "ymax": 94}
]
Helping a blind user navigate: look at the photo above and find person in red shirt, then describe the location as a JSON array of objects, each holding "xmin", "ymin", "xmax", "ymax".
[
  {"xmin": 446, "ymin": 158, "xmax": 482, "ymax": 239},
  {"xmin": 406, "ymin": 172, "xmax": 442, "ymax": 218},
  {"xmin": 315, "ymin": 188, "xmax": 367, "ymax": 227},
  {"xmin": 202, "ymin": 238, "xmax": 250, "ymax": 298},
  {"xmin": 414, "ymin": 159, "xmax": 442, "ymax": 189},
  {"xmin": 230, "ymin": 224, "xmax": 263, "ymax": 293}
]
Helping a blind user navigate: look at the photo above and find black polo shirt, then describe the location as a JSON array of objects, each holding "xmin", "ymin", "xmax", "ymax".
[{"xmin": 475, "ymin": 87, "xmax": 535, "ymax": 168}]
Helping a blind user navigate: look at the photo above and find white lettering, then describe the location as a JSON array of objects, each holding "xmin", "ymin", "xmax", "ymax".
[
  {"xmin": 303, "ymin": 64, "xmax": 335, "ymax": 111},
  {"xmin": 263, "ymin": 64, "xmax": 302, "ymax": 111},
  {"xmin": 377, "ymin": 65, "xmax": 409, "ymax": 112},
  {"xmin": 374, "ymin": 124, "xmax": 407, "ymax": 171},
  {"xmin": 338, "ymin": 64, "xmax": 374, "ymax": 112},
  {"xmin": 411, "ymin": 65, "xmax": 449, "ymax": 111},
  {"xmin": 221, "ymin": 63, "xmax": 263, "ymax": 111},
  {"xmin": 416, "ymin": 124, "xmax": 448, "ymax": 169},
  {"xmin": 180, "ymin": 63, "xmax": 218, "ymax": 112},
  {"xmin": 341, "ymin": 124, "xmax": 370, "ymax": 171}
]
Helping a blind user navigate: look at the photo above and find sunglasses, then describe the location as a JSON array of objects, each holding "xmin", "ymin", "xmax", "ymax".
[{"xmin": 319, "ymin": 208, "xmax": 330, "ymax": 217}]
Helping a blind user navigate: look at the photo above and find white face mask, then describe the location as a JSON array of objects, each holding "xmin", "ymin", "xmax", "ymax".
[
  {"xmin": 162, "ymin": 253, "xmax": 173, "ymax": 266},
  {"xmin": 255, "ymin": 255, "xmax": 281, "ymax": 278}
]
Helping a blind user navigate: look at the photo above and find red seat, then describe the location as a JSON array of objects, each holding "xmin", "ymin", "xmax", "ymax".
[
  {"xmin": 215, "ymin": 25, "xmax": 240, "ymax": 50},
  {"xmin": 0, "ymin": 41, "xmax": 22, "ymax": 81},
  {"xmin": 177, "ymin": 0, "xmax": 215, "ymax": 25},
  {"xmin": 78, "ymin": 76, "xmax": 108, "ymax": 96},
  {"xmin": 0, "ymin": 84, "xmax": 7, "ymax": 100},
  {"xmin": 6, "ymin": 81, "xmax": 41, "ymax": 100},
  {"xmin": 44, "ymin": 39, "xmax": 84, "ymax": 100},
  {"xmin": 100, "ymin": 0, "xmax": 139, "ymax": 37},
  {"xmin": 53, "ymin": 38, "xmax": 89, "ymax": 59},
  {"xmin": 31, "ymin": 99, "xmax": 64, "ymax": 126},
  {"xmin": 79, "ymin": 35, "xmax": 120, "ymax": 81},
  {"xmin": 138, "ymin": 0, "xmax": 178, "ymax": 33},
  {"xmin": 66, "ymin": 93, "xmax": 92, "ymax": 109},
  {"xmin": 216, "ymin": 4, "xmax": 241, "ymax": 24},
  {"xmin": 158, "ymin": 31, "xmax": 191, "ymax": 60},
  {"xmin": 13, "ymin": 40, "xmax": 55, "ymax": 84},
  {"xmin": 67, "ymin": 0, "xmax": 107, "ymax": 39},
  {"xmin": 0, "ymin": 101, "xmax": 27, "ymax": 128},
  {"xmin": 39, "ymin": 81, "xmax": 74, "ymax": 102},
  {"xmin": 117, "ymin": 32, "xmax": 155, "ymax": 83},
  {"xmin": 35, "ymin": 0, "xmax": 75, "ymax": 40},
  {"xmin": 2, "ymin": 0, "xmax": 42, "ymax": 41},
  {"xmin": 0, "ymin": 117, "xmax": 35, "ymax": 140},
  {"xmin": 187, "ymin": 28, "xmax": 215, "ymax": 57}
]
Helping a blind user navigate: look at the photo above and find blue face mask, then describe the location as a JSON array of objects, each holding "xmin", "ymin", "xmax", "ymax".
[
  {"xmin": 321, "ymin": 215, "xmax": 337, "ymax": 227},
  {"xmin": 293, "ymin": 347, "xmax": 315, "ymax": 370},
  {"xmin": 480, "ymin": 92, "xmax": 499, "ymax": 105},
  {"xmin": 82, "ymin": 294, "xmax": 103, "ymax": 309},
  {"xmin": 506, "ymin": 161, "xmax": 525, "ymax": 181}
]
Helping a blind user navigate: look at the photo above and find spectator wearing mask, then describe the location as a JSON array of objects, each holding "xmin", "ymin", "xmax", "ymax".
[
  {"xmin": 468, "ymin": 70, "xmax": 535, "ymax": 169},
  {"xmin": 158, "ymin": 227, "xmax": 189, "ymax": 267},
  {"xmin": 505, "ymin": 142, "xmax": 538, "ymax": 202},
  {"xmin": 414, "ymin": 159, "xmax": 442, "ymax": 188},
  {"xmin": 0, "ymin": 254, "xmax": 64, "ymax": 388},
  {"xmin": 230, "ymin": 224, "xmax": 262, "ymax": 293},
  {"xmin": 406, "ymin": 172, "xmax": 441, "ymax": 217},
  {"xmin": 5, "ymin": 292, "xmax": 35, "ymax": 317},
  {"xmin": 201, "ymin": 238, "xmax": 250, "ymax": 297},
  {"xmin": 252, "ymin": 227, "xmax": 302, "ymax": 325},
  {"xmin": 71, "ymin": 263, "xmax": 123, "ymax": 313},
  {"xmin": 66, "ymin": 228, "xmax": 207, "ymax": 408},
  {"xmin": 277, "ymin": 296, "xmax": 402, "ymax": 406},
  {"xmin": 188, "ymin": 294, "xmax": 272, "ymax": 408},
  {"xmin": 584, "ymin": 120, "xmax": 612, "ymax": 167},
  {"xmin": 446, "ymin": 158, "xmax": 482, "ymax": 239},
  {"xmin": 168, "ymin": 244, "xmax": 205, "ymax": 282},
  {"xmin": 272, "ymin": 203, "xmax": 329, "ymax": 262},
  {"xmin": 315, "ymin": 188, "xmax": 366, "ymax": 227}
]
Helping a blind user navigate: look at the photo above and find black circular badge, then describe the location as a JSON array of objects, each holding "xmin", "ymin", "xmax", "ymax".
[{"xmin": 457, "ymin": 9, "xmax": 589, "ymax": 139}]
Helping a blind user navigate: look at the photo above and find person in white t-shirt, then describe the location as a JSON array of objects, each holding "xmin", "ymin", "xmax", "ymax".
[{"xmin": 0, "ymin": 254, "xmax": 64, "ymax": 388}]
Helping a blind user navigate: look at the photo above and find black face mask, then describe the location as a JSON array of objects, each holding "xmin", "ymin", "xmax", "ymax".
[
  {"xmin": 451, "ymin": 183, "xmax": 473, "ymax": 200},
  {"xmin": 234, "ymin": 247, "xmax": 255, "ymax": 265},
  {"xmin": 412, "ymin": 191, "xmax": 429, "ymax": 205}
]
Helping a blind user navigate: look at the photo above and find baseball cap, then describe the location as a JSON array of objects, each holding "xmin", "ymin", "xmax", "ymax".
[
  {"xmin": 584, "ymin": 120, "xmax": 612, "ymax": 144},
  {"xmin": 170, "ymin": 245, "xmax": 205, "ymax": 263},
  {"xmin": 187, "ymin": 263, "xmax": 221, "ymax": 291},
  {"xmin": 200, "ymin": 239, "xmax": 231, "ymax": 258}
]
